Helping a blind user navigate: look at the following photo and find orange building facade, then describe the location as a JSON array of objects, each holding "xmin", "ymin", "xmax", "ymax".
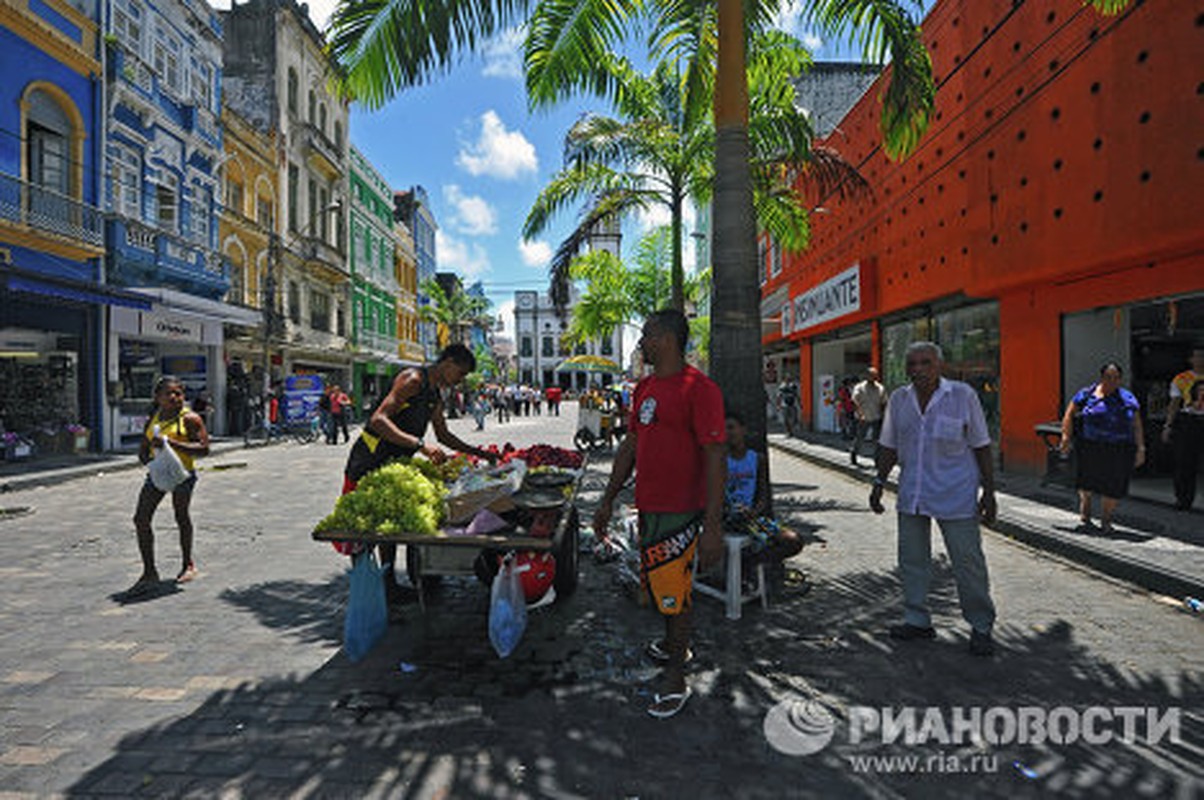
[{"xmin": 762, "ymin": 0, "xmax": 1203, "ymax": 478}]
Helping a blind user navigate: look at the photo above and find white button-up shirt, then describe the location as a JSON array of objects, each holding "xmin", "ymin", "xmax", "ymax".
[{"xmin": 879, "ymin": 378, "xmax": 991, "ymax": 520}]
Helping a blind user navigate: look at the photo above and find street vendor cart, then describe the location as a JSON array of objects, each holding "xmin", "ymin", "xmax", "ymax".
[{"xmin": 312, "ymin": 453, "xmax": 587, "ymax": 611}]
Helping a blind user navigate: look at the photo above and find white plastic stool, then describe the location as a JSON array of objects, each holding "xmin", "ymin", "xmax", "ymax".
[{"xmin": 694, "ymin": 534, "xmax": 768, "ymax": 620}]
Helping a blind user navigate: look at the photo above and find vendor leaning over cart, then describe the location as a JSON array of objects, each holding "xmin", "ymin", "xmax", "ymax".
[
  {"xmin": 339, "ymin": 344, "xmax": 498, "ymax": 604},
  {"xmin": 594, "ymin": 308, "xmax": 726, "ymax": 719}
]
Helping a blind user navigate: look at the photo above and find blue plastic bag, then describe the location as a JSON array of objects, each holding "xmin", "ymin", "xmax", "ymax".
[
  {"xmin": 489, "ymin": 554, "xmax": 528, "ymax": 658},
  {"xmin": 344, "ymin": 552, "xmax": 387, "ymax": 662}
]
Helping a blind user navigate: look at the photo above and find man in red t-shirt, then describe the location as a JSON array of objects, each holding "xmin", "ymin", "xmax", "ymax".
[{"xmin": 594, "ymin": 308, "xmax": 726, "ymax": 719}]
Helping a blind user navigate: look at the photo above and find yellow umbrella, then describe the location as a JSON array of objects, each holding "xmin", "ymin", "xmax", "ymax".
[{"xmin": 555, "ymin": 354, "xmax": 623, "ymax": 374}]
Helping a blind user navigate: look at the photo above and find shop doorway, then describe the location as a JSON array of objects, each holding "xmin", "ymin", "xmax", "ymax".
[{"xmin": 811, "ymin": 335, "xmax": 871, "ymax": 435}]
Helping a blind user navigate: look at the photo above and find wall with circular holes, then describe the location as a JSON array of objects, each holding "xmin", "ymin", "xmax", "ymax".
[{"xmin": 766, "ymin": 0, "xmax": 1203, "ymax": 470}]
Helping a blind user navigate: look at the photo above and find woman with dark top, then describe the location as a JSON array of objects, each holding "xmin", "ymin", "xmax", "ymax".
[
  {"xmin": 1059, "ymin": 362, "xmax": 1145, "ymax": 532},
  {"xmin": 339, "ymin": 344, "xmax": 498, "ymax": 606}
]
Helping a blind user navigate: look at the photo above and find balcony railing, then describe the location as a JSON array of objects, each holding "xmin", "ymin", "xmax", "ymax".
[
  {"xmin": 303, "ymin": 123, "xmax": 344, "ymax": 175},
  {"xmin": 0, "ymin": 171, "xmax": 103, "ymax": 247},
  {"xmin": 298, "ymin": 234, "xmax": 348, "ymax": 276},
  {"xmin": 107, "ymin": 216, "xmax": 229, "ymax": 298},
  {"xmin": 359, "ymin": 330, "xmax": 399, "ymax": 354}
]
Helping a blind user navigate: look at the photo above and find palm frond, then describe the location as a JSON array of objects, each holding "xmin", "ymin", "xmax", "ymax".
[
  {"xmin": 1083, "ymin": 0, "xmax": 1132, "ymax": 14},
  {"xmin": 523, "ymin": 162, "xmax": 623, "ymax": 239},
  {"xmin": 547, "ymin": 188, "xmax": 654, "ymax": 309},
  {"xmin": 327, "ymin": 0, "xmax": 527, "ymax": 108},
  {"xmin": 524, "ymin": 0, "xmax": 646, "ymax": 109},
  {"xmin": 803, "ymin": 0, "xmax": 934, "ymax": 160},
  {"xmin": 647, "ymin": 0, "xmax": 717, "ymax": 134}
]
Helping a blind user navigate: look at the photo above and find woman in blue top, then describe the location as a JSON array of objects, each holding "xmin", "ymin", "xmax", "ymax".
[{"xmin": 1059, "ymin": 362, "xmax": 1146, "ymax": 532}]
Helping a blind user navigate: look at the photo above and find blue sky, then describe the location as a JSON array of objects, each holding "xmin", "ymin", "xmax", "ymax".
[{"xmin": 214, "ymin": 0, "xmax": 933, "ymax": 341}]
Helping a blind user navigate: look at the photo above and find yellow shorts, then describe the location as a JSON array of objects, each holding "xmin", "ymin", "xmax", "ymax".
[{"xmin": 639, "ymin": 513, "xmax": 701, "ymax": 616}]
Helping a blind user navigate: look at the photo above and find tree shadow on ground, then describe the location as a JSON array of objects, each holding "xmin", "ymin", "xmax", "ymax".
[
  {"xmin": 67, "ymin": 553, "xmax": 1202, "ymax": 799},
  {"xmin": 218, "ymin": 575, "xmax": 346, "ymax": 648}
]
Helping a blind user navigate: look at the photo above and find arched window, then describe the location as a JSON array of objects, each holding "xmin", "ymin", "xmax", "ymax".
[
  {"xmin": 333, "ymin": 121, "xmax": 343, "ymax": 151},
  {"xmin": 307, "ymin": 90, "xmax": 315, "ymax": 124},
  {"xmin": 26, "ymin": 88, "xmax": 72, "ymax": 195},
  {"xmin": 287, "ymin": 68, "xmax": 298, "ymax": 115},
  {"xmin": 318, "ymin": 104, "xmax": 326, "ymax": 134}
]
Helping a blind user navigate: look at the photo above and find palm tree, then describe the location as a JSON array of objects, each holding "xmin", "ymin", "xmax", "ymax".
[
  {"xmin": 328, "ymin": 0, "xmax": 1131, "ymax": 447},
  {"xmin": 418, "ymin": 277, "xmax": 492, "ymax": 347},
  {"xmin": 524, "ymin": 35, "xmax": 861, "ymax": 314}
]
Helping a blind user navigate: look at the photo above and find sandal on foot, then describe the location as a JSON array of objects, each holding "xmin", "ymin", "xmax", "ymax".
[
  {"xmin": 647, "ymin": 687, "xmax": 693, "ymax": 719},
  {"xmin": 176, "ymin": 563, "xmax": 198, "ymax": 583},
  {"xmin": 645, "ymin": 640, "xmax": 693, "ymax": 664}
]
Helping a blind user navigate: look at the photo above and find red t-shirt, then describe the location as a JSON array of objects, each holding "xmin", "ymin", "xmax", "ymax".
[
  {"xmin": 545, "ymin": 387, "xmax": 562, "ymax": 403},
  {"xmin": 630, "ymin": 365, "xmax": 726, "ymax": 513}
]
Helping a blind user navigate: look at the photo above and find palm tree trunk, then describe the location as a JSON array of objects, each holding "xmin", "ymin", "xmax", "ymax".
[
  {"xmin": 711, "ymin": 0, "xmax": 767, "ymax": 455},
  {"xmin": 670, "ymin": 186, "xmax": 684, "ymax": 312}
]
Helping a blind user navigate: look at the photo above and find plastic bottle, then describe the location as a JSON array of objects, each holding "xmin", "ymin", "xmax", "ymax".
[{"xmin": 1185, "ymin": 597, "xmax": 1203, "ymax": 614}]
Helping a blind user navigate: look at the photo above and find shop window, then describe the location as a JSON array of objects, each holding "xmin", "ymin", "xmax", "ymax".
[{"xmin": 542, "ymin": 336, "xmax": 554, "ymax": 357}]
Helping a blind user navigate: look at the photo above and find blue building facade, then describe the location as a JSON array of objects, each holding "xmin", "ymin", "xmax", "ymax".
[
  {"xmin": 103, "ymin": 0, "xmax": 255, "ymax": 448},
  {"xmin": 0, "ymin": 0, "xmax": 134, "ymax": 455}
]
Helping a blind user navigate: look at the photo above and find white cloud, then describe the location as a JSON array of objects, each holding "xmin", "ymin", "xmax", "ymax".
[
  {"xmin": 437, "ymin": 230, "xmax": 491, "ymax": 279},
  {"xmin": 443, "ymin": 185, "xmax": 498, "ymax": 236},
  {"xmin": 482, "ymin": 28, "xmax": 525, "ymax": 80},
  {"xmin": 456, "ymin": 111, "xmax": 538, "ymax": 180},
  {"xmin": 801, "ymin": 31, "xmax": 824, "ymax": 51},
  {"xmin": 518, "ymin": 239, "xmax": 553, "ymax": 268}
]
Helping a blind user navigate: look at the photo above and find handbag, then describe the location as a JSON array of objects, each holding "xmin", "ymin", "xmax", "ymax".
[
  {"xmin": 147, "ymin": 426, "xmax": 191, "ymax": 492},
  {"xmin": 343, "ymin": 552, "xmax": 387, "ymax": 662}
]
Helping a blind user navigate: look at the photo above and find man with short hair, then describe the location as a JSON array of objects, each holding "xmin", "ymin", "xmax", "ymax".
[
  {"xmin": 869, "ymin": 342, "xmax": 998, "ymax": 657},
  {"xmin": 594, "ymin": 308, "xmax": 726, "ymax": 718},
  {"xmin": 850, "ymin": 367, "xmax": 887, "ymax": 466},
  {"xmin": 1162, "ymin": 348, "xmax": 1204, "ymax": 511}
]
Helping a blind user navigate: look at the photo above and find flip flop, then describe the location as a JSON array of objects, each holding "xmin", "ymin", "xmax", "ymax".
[
  {"xmin": 645, "ymin": 640, "xmax": 693, "ymax": 664},
  {"xmin": 647, "ymin": 687, "xmax": 693, "ymax": 719},
  {"xmin": 176, "ymin": 563, "xmax": 198, "ymax": 584}
]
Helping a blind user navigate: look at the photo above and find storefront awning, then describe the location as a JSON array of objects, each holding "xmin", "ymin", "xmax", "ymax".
[
  {"xmin": 129, "ymin": 286, "xmax": 262, "ymax": 326},
  {"xmin": 3, "ymin": 273, "xmax": 152, "ymax": 310}
]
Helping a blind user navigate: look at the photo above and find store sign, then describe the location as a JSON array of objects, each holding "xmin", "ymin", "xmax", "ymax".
[
  {"xmin": 791, "ymin": 264, "xmax": 861, "ymax": 334},
  {"xmin": 141, "ymin": 310, "xmax": 201, "ymax": 343}
]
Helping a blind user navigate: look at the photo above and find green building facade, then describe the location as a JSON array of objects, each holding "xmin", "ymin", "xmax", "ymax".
[{"xmin": 349, "ymin": 146, "xmax": 401, "ymax": 408}]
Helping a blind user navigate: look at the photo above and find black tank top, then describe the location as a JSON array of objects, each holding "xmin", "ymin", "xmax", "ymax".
[{"xmin": 344, "ymin": 367, "xmax": 440, "ymax": 482}]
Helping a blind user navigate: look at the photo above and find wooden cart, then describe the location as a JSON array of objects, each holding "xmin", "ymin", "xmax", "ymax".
[{"xmin": 312, "ymin": 464, "xmax": 585, "ymax": 610}]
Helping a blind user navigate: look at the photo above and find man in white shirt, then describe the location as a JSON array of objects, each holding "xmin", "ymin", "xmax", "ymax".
[
  {"xmin": 850, "ymin": 367, "xmax": 887, "ymax": 466},
  {"xmin": 869, "ymin": 342, "xmax": 998, "ymax": 656}
]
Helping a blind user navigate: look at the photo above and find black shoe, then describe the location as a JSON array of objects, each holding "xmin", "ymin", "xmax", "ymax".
[
  {"xmin": 889, "ymin": 623, "xmax": 936, "ymax": 641},
  {"xmin": 969, "ymin": 630, "xmax": 996, "ymax": 657},
  {"xmin": 850, "ymin": 453, "xmax": 859, "ymax": 466}
]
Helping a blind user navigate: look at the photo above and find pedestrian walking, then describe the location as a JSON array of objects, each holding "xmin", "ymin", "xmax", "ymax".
[
  {"xmin": 778, "ymin": 379, "xmax": 799, "ymax": 437},
  {"xmin": 850, "ymin": 367, "xmax": 887, "ymax": 466},
  {"xmin": 545, "ymin": 385, "xmax": 562, "ymax": 416},
  {"xmin": 128, "ymin": 376, "xmax": 211, "ymax": 596},
  {"xmin": 869, "ymin": 341, "xmax": 998, "ymax": 657},
  {"xmin": 471, "ymin": 392, "xmax": 489, "ymax": 431},
  {"xmin": 594, "ymin": 308, "xmax": 726, "ymax": 718},
  {"xmin": 329, "ymin": 385, "xmax": 351, "ymax": 444},
  {"xmin": 837, "ymin": 378, "xmax": 857, "ymax": 440},
  {"xmin": 1059, "ymin": 362, "xmax": 1145, "ymax": 532},
  {"xmin": 318, "ymin": 385, "xmax": 332, "ymax": 441},
  {"xmin": 1161, "ymin": 347, "xmax": 1204, "ymax": 511},
  {"xmin": 339, "ymin": 345, "xmax": 499, "ymax": 610},
  {"xmin": 533, "ymin": 387, "xmax": 542, "ymax": 415}
]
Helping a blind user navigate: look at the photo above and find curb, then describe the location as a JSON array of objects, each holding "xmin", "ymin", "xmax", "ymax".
[
  {"xmin": 768, "ymin": 439, "xmax": 1204, "ymax": 600},
  {"xmin": 0, "ymin": 440, "xmax": 252, "ymax": 495}
]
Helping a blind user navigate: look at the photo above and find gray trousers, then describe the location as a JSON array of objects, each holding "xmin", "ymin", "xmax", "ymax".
[{"xmin": 897, "ymin": 512, "xmax": 996, "ymax": 634}]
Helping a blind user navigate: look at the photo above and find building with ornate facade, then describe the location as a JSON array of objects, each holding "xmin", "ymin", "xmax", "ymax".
[
  {"xmin": 217, "ymin": 101, "xmax": 279, "ymax": 433},
  {"xmin": 102, "ymin": 0, "xmax": 258, "ymax": 449},
  {"xmin": 394, "ymin": 217, "xmax": 423, "ymax": 366},
  {"xmin": 221, "ymin": 0, "xmax": 351, "ymax": 393},
  {"xmin": 0, "ymin": 0, "xmax": 117, "ymax": 455},
  {"xmin": 393, "ymin": 185, "xmax": 437, "ymax": 360},
  {"xmin": 349, "ymin": 144, "xmax": 401, "ymax": 405}
]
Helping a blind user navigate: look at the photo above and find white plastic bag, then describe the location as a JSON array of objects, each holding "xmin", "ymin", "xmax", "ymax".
[
  {"xmin": 147, "ymin": 424, "xmax": 190, "ymax": 492},
  {"xmin": 488, "ymin": 554, "xmax": 528, "ymax": 658}
]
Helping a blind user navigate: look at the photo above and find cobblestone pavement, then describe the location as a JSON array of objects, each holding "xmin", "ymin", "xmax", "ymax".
[{"xmin": 0, "ymin": 407, "xmax": 1200, "ymax": 798}]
